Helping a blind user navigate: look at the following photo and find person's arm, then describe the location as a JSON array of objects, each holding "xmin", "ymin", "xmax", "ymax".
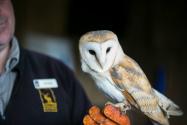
[{"xmin": 68, "ymin": 71, "xmax": 92, "ymax": 125}]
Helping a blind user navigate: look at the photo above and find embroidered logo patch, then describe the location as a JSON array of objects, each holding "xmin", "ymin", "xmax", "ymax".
[{"xmin": 38, "ymin": 89, "xmax": 58, "ymax": 112}]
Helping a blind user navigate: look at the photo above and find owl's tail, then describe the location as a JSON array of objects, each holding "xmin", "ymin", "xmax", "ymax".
[{"xmin": 153, "ymin": 89, "xmax": 183, "ymax": 117}]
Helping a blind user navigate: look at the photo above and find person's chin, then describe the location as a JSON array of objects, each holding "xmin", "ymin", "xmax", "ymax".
[{"xmin": 0, "ymin": 32, "xmax": 12, "ymax": 45}]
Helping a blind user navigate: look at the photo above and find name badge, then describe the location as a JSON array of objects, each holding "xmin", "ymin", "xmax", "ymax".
[{"xmin": 33, "ymin": 79, "xmax": 58, "ymax": 89}]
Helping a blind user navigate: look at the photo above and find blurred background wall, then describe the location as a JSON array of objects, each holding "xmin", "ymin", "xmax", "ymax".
[{"xmin": 12, "ymin": 0, "xmax": 186, "ymax": 124}]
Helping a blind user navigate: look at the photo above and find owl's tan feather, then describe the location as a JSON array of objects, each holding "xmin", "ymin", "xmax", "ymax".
[
  {"xmin": 112, "ymin": 55, "xmax": 152, "ymax": 93},
  {"xmin": 110, "ymin": 55, "xmax": 169, "ymax": 125},
  {"xmin": 79, "ymin": 30, "xmax": 117, "ymax": 44}
]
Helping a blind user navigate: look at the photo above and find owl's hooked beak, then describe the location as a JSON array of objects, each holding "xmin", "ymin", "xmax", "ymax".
[{"xmin": 96, "ymin": 54, "xmax": 105, "ymax": 70}]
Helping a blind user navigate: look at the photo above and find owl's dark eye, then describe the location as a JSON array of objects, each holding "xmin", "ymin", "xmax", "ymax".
[
  {"xmin": 106, "ymin": 47, "xmax": 111, "ymax": 53},
  {"xmin": 89, "ymin": 50, "xmax": 96, "ymax": 55}
]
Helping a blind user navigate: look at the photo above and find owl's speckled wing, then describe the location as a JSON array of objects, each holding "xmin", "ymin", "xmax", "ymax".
[{"xmin": 110, "ymin": 55, "xmax": 169, "ymax": 125}]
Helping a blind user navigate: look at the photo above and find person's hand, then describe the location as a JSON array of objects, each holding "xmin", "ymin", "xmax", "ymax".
[{"xmin": 83, "ymin": 104, "xmax": 130, "ymax": 125}]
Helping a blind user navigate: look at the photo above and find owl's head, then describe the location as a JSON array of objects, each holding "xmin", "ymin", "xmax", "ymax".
[{"xmin": 79, "ymin": 30, "xmax": 124, "ymax": 73}]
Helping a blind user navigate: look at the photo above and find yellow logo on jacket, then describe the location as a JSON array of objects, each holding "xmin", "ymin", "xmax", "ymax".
[{"xmin": 38, "ymin": 89, "xmax": 58, "ymax": 112}]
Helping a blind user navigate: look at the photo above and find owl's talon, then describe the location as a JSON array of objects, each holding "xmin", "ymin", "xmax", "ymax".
[
  {"xmin": 105, "ymin": 102, "xmax": 131, "ymax": 114},
  {"xmin": 118, "ymin": 103, "xmax": 131, "ymax": 114},
  {"xmin": 122, "ymin": 104, "xmax": 131, "ymax": 114},
  {"xmin": 105, "ymin": 101, "xmax": 114, "ymax": 106}
]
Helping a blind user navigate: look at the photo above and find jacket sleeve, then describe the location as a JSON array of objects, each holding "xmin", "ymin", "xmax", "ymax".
[{"xmin": 66, "ymin": 70, "xmax": 92, "ymax": 125}]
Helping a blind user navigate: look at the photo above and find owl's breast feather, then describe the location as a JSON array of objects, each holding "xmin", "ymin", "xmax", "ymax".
[{"xmin": 92, "ymin": 73, "xmax": 125, "ymax": 103}]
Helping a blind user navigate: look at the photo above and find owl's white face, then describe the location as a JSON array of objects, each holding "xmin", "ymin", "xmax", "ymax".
[{"xmin": 79, "ymin": 39, "xmax": 122, "ymax": 73}]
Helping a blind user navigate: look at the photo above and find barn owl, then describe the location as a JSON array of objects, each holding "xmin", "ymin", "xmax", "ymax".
[{"xmin": 79, "ymin": 30, "xmax": 183, "ymax": 125}]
